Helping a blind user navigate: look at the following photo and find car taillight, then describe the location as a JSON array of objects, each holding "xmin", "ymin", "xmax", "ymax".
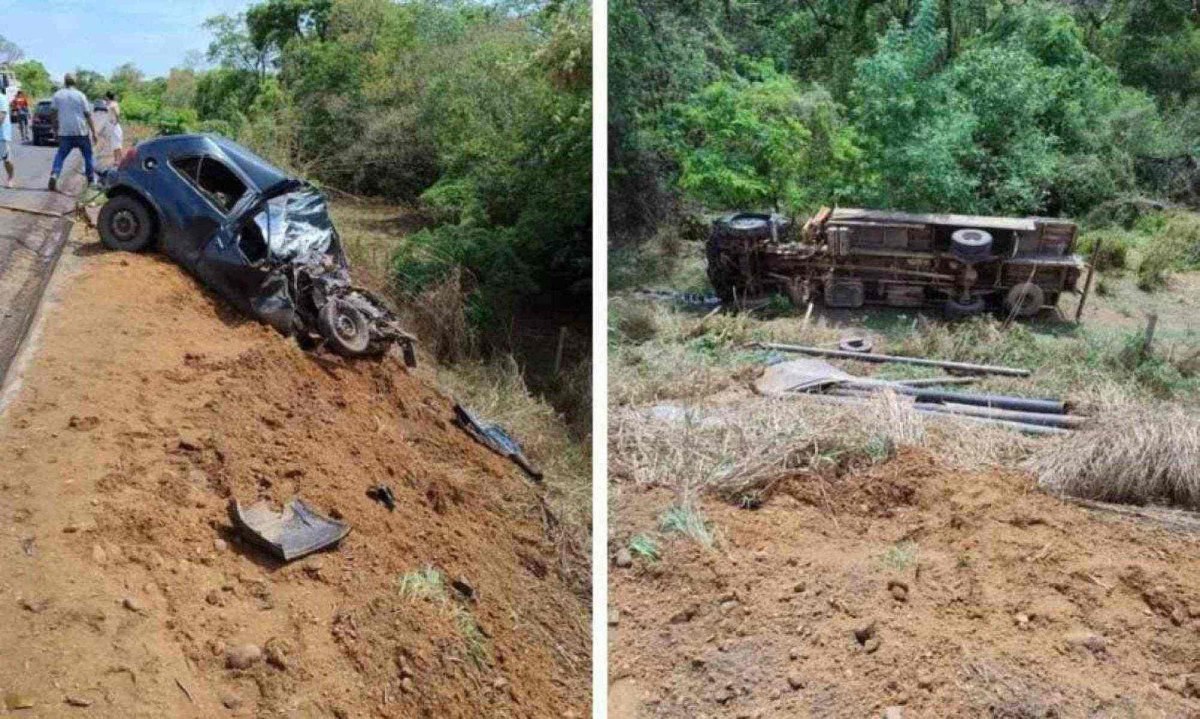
[{"xmin": 118, "ymin": 146, "xmax": 138, "ymax": 170}]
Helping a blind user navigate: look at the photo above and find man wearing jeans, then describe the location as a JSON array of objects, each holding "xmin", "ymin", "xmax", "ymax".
[{"xmin": 48, "ymin": 74, "xmax": 97, "ymax": 192}]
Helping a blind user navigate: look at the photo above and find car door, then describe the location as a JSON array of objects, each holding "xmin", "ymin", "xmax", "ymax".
[{"xmin": 161, "ymin": 152, "xmax": 239, "ymax": 271}]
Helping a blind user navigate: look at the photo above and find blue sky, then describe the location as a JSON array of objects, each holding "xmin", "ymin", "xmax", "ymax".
[{"xmin": 0, "ymin": 0, "xmax": 254, "ymax": 80}]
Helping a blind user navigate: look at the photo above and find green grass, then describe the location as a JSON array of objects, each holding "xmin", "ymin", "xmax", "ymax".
[
  {"xmin": 397, "ymin": 566, "xmax": 447, "ymax": 600},
  {"xmin": 659, "ymin": 505, "xmax": 716, "ymax": 547},
  {"xmin": 628, "ymin": 534, "xmax": 661, "ymax": 562},
  {"xmin": 399, "ymin": 566, "xmax": 492, "ymax": 667},
  {"xmin": 881, "ymin": 541, "xmax": 919, "ymax": 571}
]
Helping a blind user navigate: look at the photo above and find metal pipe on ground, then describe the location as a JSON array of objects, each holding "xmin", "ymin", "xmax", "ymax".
[
  {"xmin": 891, "ymin": 376, "xmax": 980, "ymax": 387},
  {"xmin": 799, "ymin": 393, "xmax": 1069, "ymax": 436},
  {"xmin": 833, "ymin": 382, "xmax": 1067, "ymax": 414},
  {"xmin": 754, "ymin": 342, "xmax": 1031, "ymax": 377}
]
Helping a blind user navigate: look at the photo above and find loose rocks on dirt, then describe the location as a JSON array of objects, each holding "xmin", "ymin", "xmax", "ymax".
[
  {"xmin": 615, "ymin": 548, "xmax": 633, "ymax": 568},
  {"xmin": 888, "ymin": 580, "xmax": 909, "ymax": 602},
  {"xmin": 226, "ymin": 643, "xmax": 263, "ymax": 670}
]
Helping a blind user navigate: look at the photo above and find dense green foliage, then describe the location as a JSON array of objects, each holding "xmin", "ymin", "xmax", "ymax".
[
  {"xmin": 611, "ymin": 0, "xmax": 1200, "ymax": 239},
  {"xmin": 27, "ymin": 0, "xmax": 590, "ymax": 348}
]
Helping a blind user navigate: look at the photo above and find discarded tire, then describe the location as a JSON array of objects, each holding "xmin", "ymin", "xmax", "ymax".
[
  {"xmin": 318, "ymin": 298, "xmax": 371, "ymax": 356},
  {"xmin": 950, "ymin": 228, "xmax": 993, "ymax": 263},
  {"xmin": 944, "ymin": 296, "xmax": 986, "ymax": 319},
  {"xmin": 98, "ymin": 195, "xmax": 156, "ymax": 252},
  {"xmin": 838, "ymin": 336, "xmax": 873, "ymax": 353},
  {"xmin": 1004, "ymin": 282, "xmax": 1045, "ymax": 318}
]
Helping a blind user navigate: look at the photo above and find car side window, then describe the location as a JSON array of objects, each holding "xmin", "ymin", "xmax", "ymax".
[
  {"xmin": 169, "ymin": 155, "xmax": 248, "ymax": 214},
  {"xmin": 240, "ymin": 214, "xmax": 269, "ymax": 263}
]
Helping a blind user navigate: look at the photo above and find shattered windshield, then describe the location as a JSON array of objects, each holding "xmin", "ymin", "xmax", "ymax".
[{"xmin": 251, "ymin": 187, "xmax": 339, "ymax": 263}]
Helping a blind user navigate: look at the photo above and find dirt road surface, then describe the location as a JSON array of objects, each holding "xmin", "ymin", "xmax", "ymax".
[{"xmin": 0, "ymin": 220, "xmax": 588, "ymax": 716}]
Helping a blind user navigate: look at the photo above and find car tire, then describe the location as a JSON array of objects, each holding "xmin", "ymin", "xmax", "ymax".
[
  {"xmin": 98, "ymin": 195, "xmax": 156, "ymax": 252},
  {"xmin": 318, "ymin": 298, "xmax": 372, "ymax": 356},
  {"xmin": 944, "ymin": 296, "xmax": 986, "ymax": 320},
  {"xmin": 1004, "ymin": 282, "xmax": 1044, "ymax": 318}
]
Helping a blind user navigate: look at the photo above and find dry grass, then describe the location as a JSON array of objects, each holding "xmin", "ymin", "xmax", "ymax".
[
  {"xmin": 611, "ymin": 391, "xmax": 1037, "ymax": 506},
  {"xmin": 1027, "ymin": 403, "xmax": 1200, "ymax": 509},
  {"xmin": 438, "ymin": 357, "xmax": 591, "ymax": 592}
]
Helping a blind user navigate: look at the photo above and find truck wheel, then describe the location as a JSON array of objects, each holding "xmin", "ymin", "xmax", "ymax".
[
  {"xmin": 713, "ymin": 213, "xmax": 792, "ymax": 242},
  {"xmin": 318, "ymin": 298, "xmax": 371, "ymax": 356},
  {"xmin": 950, "ymin": 229, "xmax": 993, "ymax": 263},
  {"xmin": 705, "ymin": 232, "xmax": 737, "ymax": 303},
  {"xmin": 98, "ymin": 195, "xmax": 156, "ymax": 252},
  {"xmin": 1004, "ymin": 282, "xmax": 1044, "ymax": 318},
  {"xmin": 944, "ymin": 296, "xmax": 985, "ymax": 320}
]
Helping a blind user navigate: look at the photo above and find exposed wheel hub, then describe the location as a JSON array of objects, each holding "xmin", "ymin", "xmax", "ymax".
[{"xmin": 111, "ymin": 209, "xmax": 138, "ymax": 240}]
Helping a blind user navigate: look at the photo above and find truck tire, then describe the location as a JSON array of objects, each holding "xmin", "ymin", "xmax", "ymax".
[
  {"xmin": 950, "ymin": 228, "xmax": 993, "ymax": 263},
  {"xmin": 318, "ymin": 298, "xmax": 372, "ymax": 356},
  {"xmin": 98, "ymin": 195, "xmax": 156, "ymax": 252},
  {"xmin": 712, "ymin": 213, "xmax": 792, "ymax": 243},
  {"xmin": 1004, "ymin": 282, "xmax": 1044, "ymax": 318},
  {"xmin": 705, "ymin": 232, "xmax": 737, "ymax": 303},
  {"xmin": 944, "ymin": 296, "xmax": 986, "ymax": 320}
]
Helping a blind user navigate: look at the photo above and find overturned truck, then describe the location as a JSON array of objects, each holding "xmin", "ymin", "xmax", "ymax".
[{"xmin": 706, "ymin": 208, "xmax": 1091, "ymax": 319}]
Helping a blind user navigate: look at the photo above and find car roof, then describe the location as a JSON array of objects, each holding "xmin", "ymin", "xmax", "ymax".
[{"xmin": 139, "ymin": 134, "xmax": 293, "ymax": 193}]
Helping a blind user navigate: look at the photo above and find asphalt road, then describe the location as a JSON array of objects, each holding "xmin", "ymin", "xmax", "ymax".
[{"xmin": 0, "ymin": 114, "xmax": 115, "ymax": 385}]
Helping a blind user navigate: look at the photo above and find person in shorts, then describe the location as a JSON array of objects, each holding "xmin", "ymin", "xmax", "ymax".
[{"xmin": 0, "ymin": 105, "xmax": 16, "ymax": 188}]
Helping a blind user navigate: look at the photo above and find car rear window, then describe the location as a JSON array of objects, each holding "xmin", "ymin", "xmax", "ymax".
[{"xmin": 170, "ymin": 155, "xmax": 248, "ymax": 214}]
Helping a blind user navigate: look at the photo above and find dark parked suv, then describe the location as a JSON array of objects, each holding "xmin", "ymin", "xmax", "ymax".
[
  {"xmin": 31, "ymin": 100, "xmax": 56, "ymax": 145},
  {"xmin": 97, "ymin": 134, "xmax": 417, "ymax": 362}
]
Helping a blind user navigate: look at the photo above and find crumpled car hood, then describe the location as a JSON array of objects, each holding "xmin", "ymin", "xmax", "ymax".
[{"xmin": 251, "ymin": 186, "xmax": 341, "ymax": 264}]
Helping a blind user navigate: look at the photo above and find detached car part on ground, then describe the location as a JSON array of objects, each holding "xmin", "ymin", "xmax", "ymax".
[
  {"xmin": 96, "ymin": 134, "xmax": 416, "ymax": 364},
  {"xmin": 706, "ymin": 208, "xmax": 1090, "ymax": 320}
]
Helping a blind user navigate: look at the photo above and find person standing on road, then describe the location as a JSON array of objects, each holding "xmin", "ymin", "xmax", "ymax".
[
  {"xmin": 48, "ymin": 74, "xmax": 97, "ymax": 192},
  {"xmin": 104, "ymin": 91, "xmax": 123, "ymax": 165},
  {"xmin": 0, "ymin": 104, "xmax": 16, "ymax": 188},
  {"xmin": 11, "ymin": 91, "xmax": 29, "ymax": 142}
]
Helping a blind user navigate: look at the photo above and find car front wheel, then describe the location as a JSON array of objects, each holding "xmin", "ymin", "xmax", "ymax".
[
  {"xmin": 98, "ymin": 195, "xmax": 156, "ymax": 252},
  {"xmin": 318, "ymin": 298, "xmax": 372, "ymax": 356}
]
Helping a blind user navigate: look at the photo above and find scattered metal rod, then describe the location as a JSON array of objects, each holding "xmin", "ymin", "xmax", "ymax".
[
  {"xmin": 799, "ymin": 393, "xmax": 1069, "ymax": 435},
  {"xmin": 920, "ymin": 402, "xmax": 1087, "ymax": 429},
  {"xmin": 829, "ymin": 383, "xmax": 1066, "ymax": 414},
  {"xmin": 891, "ymin": 376, "xmax": 979, "ymax": 387},
  {"xmin": 753, "ymin": 342, "xmax": 1031, "ymax": 377}
]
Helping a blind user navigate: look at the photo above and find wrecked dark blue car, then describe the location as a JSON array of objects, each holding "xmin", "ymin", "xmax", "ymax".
[{"xmin": 98, "ymin": 134, "xmax": 415, "ymax": 364}]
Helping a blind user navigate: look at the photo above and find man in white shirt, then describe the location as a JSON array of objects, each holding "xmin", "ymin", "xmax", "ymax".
[
  {"xmin": 0, "ymin": 102, "xmax": 15, "ymax": 189},
  {"xmin": 48, "ymin": 73, "xmax": 97, "ymax": 192}
]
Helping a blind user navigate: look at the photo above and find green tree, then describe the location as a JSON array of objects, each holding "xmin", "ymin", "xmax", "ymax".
[
  {"xmin": 11, "ymin": 59, "xmax": 51, "ymax": 98},
  {"xmin": 669, "ymin": 70, "xmax": 861, "ymax": 212}
]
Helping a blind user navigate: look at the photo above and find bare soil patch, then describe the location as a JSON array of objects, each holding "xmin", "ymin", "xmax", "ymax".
[
  {"xmin": 611, "ymin": 448, "xmax": 1200, "ymax": 718},
  {"xmin": 0, "ymin": 232, "xmax": 588, "ymax": 717}
]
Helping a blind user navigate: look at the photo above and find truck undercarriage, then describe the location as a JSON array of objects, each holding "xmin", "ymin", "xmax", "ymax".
[{"xmin": 706, "ymin": 207, "xmax": 1091, "ymax": 320}]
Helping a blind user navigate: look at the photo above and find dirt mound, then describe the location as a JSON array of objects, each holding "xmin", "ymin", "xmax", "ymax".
[
  {"xmin": 0, "ymin": 244, "xmax": 587, "ymax": 717},
  {"xmin": 611, "ymin": 448, "xmax": 1200, "ymax": 718}
]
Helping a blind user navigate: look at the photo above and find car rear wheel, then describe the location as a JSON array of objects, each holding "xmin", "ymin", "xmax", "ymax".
[
  {"xmin": 98, "ymin": 195, "xmax": 156, "ymax": 252},
  {"xmin": 318, "ymin": 298, "xmax": 372, "ymax": 356}
]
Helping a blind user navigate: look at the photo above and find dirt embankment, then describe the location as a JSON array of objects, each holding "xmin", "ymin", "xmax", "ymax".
[
  {"xmin": 0, "ymin": 232, "xmax": 588, "ymax": 717},
  {"xmin": 611, "ymin": 449, "xmax": 1200, "ymax": 718}
]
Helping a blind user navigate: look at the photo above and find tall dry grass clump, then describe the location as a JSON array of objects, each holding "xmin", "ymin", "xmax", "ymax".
[
  {"xmin": 1027, "ymin": 404, "xmax": 1200, "ymax": 508},
  {"xmin": 611, "ymin": 391, "xmax": 1034, "ymax": 506}
]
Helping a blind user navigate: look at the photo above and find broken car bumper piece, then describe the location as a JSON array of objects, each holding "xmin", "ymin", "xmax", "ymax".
[
  {"xmin": 453, "ymin": 404, "xmax": 544, "ymax": 482},
  {"xmin": 229, "ymin": 498, "xmax": 350, "ymax": 561}
]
